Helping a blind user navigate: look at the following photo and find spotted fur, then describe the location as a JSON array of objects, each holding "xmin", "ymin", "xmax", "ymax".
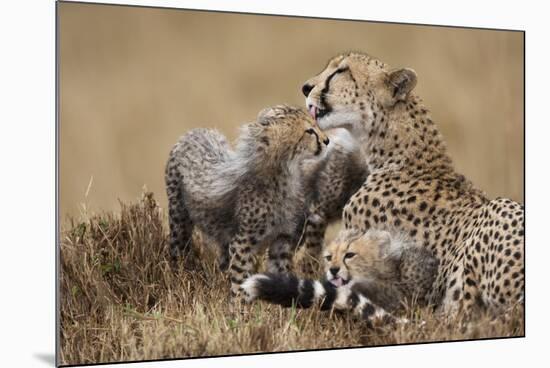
[
  {"xmin": 165, "ymin": 105, "xmax": 330, "ymax": 296},
  {"xmin": 301, "ymin": 52, "xmax": 524, "ymax": 315},
  {"xmin": 298, "ymin": 128, "xmax": 368, "ymax": 276}
]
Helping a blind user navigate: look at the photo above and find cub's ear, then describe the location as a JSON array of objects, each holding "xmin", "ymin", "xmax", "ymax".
[
  {"xmin": 257, "ymin": 105, "xmax": 292, "ymax": 125},
  {"xmin": 257, "ymin": 108, "xmax": 275, "ymax": 126},
  {"xmin": 374, "ymin": 230, "xmax": 392, "ymax": 257},
  {"xmin": 361, "ymin": 229, "xmax": 392, "ymax": 257},
  {"xmin": 386, "ymin": 68, "xmax": 417, "ymax": 104}
]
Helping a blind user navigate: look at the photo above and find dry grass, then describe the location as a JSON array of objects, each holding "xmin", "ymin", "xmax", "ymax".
[
  {"xmin": 58, "ymin": 4, "xmax": 524, "ymax": 217},
  {"xmin": 59, "ymin": 193, "xmax": 524, "ymax": 366}
]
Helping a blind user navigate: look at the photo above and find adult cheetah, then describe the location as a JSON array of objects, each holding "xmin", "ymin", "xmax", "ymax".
[{"xmin": 301, "ymin": 52, "xmax": 524, "ymax": 314}]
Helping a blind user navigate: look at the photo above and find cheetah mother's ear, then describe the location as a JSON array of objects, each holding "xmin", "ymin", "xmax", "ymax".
[{"xmin": 385, "ymin": 68, "xmax": 417, "ymax": 105}]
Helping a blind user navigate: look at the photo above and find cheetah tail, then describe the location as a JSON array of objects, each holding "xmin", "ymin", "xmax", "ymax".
[
  {"xmin": 241, "ymin": 273, "xmax": 336, "ymax": 309},
  {"xmin": 240, "ymin": 273, "xmax": 399, "ymax": 324}
]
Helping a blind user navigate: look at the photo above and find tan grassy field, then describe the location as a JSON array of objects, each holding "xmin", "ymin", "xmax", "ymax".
[
  {"xmin": 59, "ymin": 194, "xmax": 524, "ymax": 366},
  {"xmin": 58, "ymin": 3, "xmax": 525, "ymax": 366}
]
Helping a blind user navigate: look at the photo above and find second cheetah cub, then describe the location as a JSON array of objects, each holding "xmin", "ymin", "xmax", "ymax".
[
  {"xmin": 242, "ymin": 228, "xmax": 439, "ymax": 323},
  {"xmin": 322, "ymin": 228, "xmax": 440, "ymax": 311},
  {"xmin": 165, "ymin": 105, "xmax": 329, "ymax": 297}
]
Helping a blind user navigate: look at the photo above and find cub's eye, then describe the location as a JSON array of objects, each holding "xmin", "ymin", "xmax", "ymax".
[
  {"xmin": 344, "ymin": 252, "xmax": 356, "ymax": 259},
  {"xmin": 324, "ymin": 255, "xmax": 332, "ymax": 261}
]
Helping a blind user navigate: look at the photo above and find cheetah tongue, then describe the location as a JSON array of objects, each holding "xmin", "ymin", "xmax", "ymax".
[
  {"xmin": 308, "ymin": 105, "xmax": 317, "ymax": 120},
  {"xmin": 330, "ymin": 277, "xmax": 344, "ymax": 287}
]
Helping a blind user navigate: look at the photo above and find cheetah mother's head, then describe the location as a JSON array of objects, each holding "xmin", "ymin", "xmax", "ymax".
[{"xmin": 302, "ymin": 52, "xmax": 417, "ymax": 133}]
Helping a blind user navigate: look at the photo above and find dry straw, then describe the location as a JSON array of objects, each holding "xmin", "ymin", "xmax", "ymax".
[{"xmin": 59, "ymin": 193, "xmax": 524, "ymax": 366}]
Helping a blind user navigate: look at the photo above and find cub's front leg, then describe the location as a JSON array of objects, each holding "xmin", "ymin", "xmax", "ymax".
[
  {"xmin": 228, "ymin": 234, "xmax": 257, "ymax": 298},
  {"xmin": 267, "ymin": 235, "xmax": 295, "ymax": 275},
  {"xmin": 298, "ymin": 213, "xmax": 328, "ymax": 277}
]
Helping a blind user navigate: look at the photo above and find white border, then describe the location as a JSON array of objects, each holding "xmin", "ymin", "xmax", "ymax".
[{"xmin": 1, "ymin": 0, "xmax": 548, "ymax": 367}]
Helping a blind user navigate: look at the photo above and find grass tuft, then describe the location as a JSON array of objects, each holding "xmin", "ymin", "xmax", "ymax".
[{"xmin": 59, "ymin": 193, "xmax": 524, "ymax": 366}]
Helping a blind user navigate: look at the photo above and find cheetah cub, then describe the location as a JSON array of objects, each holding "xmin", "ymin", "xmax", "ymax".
[
  {"xmin": 165, "ymin": 105, "xmax": 329, "ymax": 297},
  {"xmin": 298, "ymin": 128, "xmax": 368, "ymax": 276},
  {"xmin": 242, "ymin": 228, "xmax": 439, "ymax": 323}
]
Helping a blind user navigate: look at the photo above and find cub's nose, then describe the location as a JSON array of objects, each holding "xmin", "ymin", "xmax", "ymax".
[
  {"xmin": 302, "ymin": 83, "xmax": 313, "ymax": 97},
  {"xmin": 329, "ymin": 267, "xmax": 340, "ymax": 276}
]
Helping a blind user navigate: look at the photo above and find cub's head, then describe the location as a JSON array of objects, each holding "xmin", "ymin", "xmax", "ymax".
[
  {"xmin": 302, "ymin": 52, "xmax": 417, "ymax": 131},
  {"xmin": 244, "ymin": 105, "xmax": 329, "ymax": 163},
  {"xmin": 323, "ymin": 228, "xmax": 400, "ymax": 287}
]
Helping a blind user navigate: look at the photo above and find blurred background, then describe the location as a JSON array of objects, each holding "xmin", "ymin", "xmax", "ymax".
[{"xmin": 58, "ymin": 3, "xmax": 524, "ymax": 219}]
